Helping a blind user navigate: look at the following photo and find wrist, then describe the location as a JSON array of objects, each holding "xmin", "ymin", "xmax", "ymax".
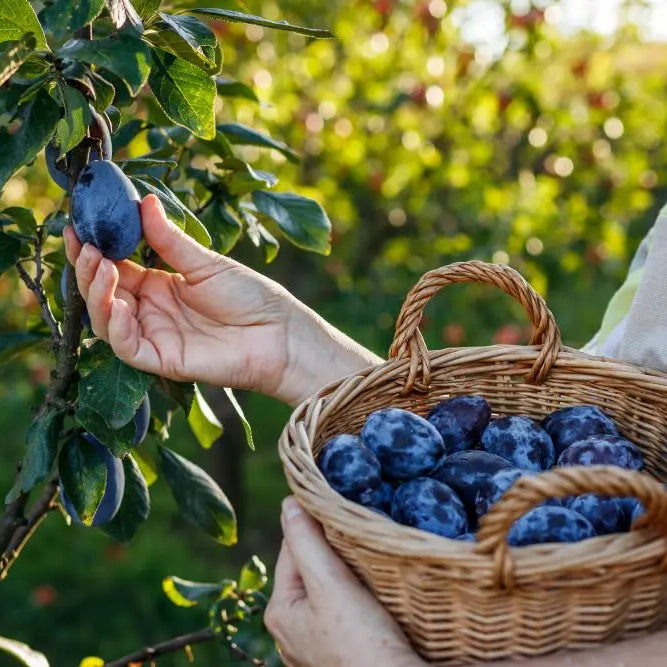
[{"xmin": 275, "ymin": 298, "xmax": 382, "ymax": 407}]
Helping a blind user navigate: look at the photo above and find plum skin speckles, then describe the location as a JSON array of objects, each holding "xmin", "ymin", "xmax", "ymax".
[
  {"xmin": 481, "ymin": 416, "xmax": 555, "ymax": 471},
  {"xmin": 507, "ymin": 506, "xmax": 596, "ymax": 546},
  {"xmin": 391, "ymin": 477, "xmax": 468, "ymax": 538},
  {"xmin": 566, "ymin": 494, "xmax": 627, "ymax": 535},
  {"xmin": 318, "ymin": 434, "xmax": 382, "ymax": 506},
  {"xmin": 361, "ymin": 408, "xmax": 445, "ymax": 481},
  {"xmin": 427, "ymin": 395, "xmax": 491, "ymax": 454},
  {"xmin": 543, "ymin": 405, "xmax": 619, "ymax": 457},
  {"xmin": 557, "ymin": 434, "xmax": 643, "ymax": 470}
]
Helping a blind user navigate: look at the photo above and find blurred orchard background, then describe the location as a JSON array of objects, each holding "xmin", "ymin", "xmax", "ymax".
[{"xmin": 1, "ymin": 0, "xmax": 666, "ymax": 663}]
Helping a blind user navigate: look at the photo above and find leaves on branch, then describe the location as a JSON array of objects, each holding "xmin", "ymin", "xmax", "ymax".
[
  {"xmin": 0, "ymin": 0, "xmax": 48, "ymax": 50},
  {"xmin": 158, "ymin": 446, "xmax": 237, "ymax": 545},
  {"xmin": 187, "ymin": 384, "xmax": 223, "ymax": 450}
]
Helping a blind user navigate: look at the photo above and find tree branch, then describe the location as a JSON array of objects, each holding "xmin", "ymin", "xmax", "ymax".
[
  {"xmin": 103, "ymin": 627, "xmax": 215, "ymax": 666},
  {"xmin": 0, "ymin": 478, "xmax": 60, "ymax": 580},
  {"xmin": 16, "ymin": 261, "xmax": 62, "ymax": 345},
  {"xmin": 0, "ymin": 483, "xmax": 28, "ymax": 552}
]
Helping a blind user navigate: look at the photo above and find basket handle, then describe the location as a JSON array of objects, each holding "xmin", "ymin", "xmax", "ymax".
[
  {"xmin": 388, "ymin": 261, "xmax": 561, "ymax": 393},
  {"xmin": 474, "ymin": 465, "xmax": 667, "ymax": 589}
]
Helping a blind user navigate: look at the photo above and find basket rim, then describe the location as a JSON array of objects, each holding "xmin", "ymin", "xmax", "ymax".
[{"xmin": 278, "ymin": 342, "xmax": 667, "ymax": 574}]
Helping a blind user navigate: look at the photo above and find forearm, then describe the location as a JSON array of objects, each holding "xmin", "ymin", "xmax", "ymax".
[{"xmin": 276, "ymin": 298, "xmax": 383, "ymax": 407}]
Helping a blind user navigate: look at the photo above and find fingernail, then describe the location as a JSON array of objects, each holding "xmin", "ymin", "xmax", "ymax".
[{"xmin": 282, "ymin": 497, "xmax": 303, "ymax": 523}]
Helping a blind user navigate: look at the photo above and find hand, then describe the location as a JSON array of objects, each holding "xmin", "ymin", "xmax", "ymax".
[
  {"xmin": 266, "ymin": 497, "xmax": 667, "ymax": 667},
  {"xmin": 265, "ymin": 496, "xmax": 424, "ymax": 667},
  {"xmin": 63, "ymin": 195, "xmax": 380, "ymax": 405}
]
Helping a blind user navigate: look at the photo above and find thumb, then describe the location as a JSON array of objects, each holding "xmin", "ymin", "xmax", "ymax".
[
  {"xmin": 140, "ymin": 194, "xmax": 219, "ymax": 280},
  {"xmin": 280, "ymin": 496, "xmax": 355, "ymax": 595}
]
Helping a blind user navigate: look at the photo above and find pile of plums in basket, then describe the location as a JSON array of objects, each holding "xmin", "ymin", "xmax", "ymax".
[{"xmin": 317, "ymin": 397, "xmax": 653, "ymax": 546}]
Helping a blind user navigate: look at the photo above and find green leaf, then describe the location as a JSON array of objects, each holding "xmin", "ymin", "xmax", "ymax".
[
  {"xmin": 5, "ymin": 409, "xmax": 64, "ymax": 503},
  {"xmin": 134, "ymin": 0, "xmax": 161, "ymax": 19},
  {"xmin": 75, "ymin": 406, "xmax": 135, "ymax": 458},
  {"xmin": 218, "ymin": 123, "xmax": 298, "ymax": 163},
  {"xmin": 252, "ymin": 190, "xmax": 331, "ymax": 255},
  {"xmin": 148, "ymin": 49, "xmax": 215, "ymax": 140},
  {"xmin": 100, "ymin": 455, "xmax": 150, "ymax": 542},
  {"xmin": 0, "ymin": 330, "xmax": 49, "ymax": 364},
  {"xmin": 1, "ymin": 206, "xmax": 36, "ymax": 234},
  {"xmin": 239, "ymin": 555, "xmax": 267, "ymax": 593},
  {"xmin": 0, "ymin": 34, "xmax": 38, "ymax": 87},
  {"xmin": 0, "ymin": 636, "xmax": 49, "ymax": 667},
  {"xmin": 78, "ymin": 339, "xmax": 155, "ymax": 429},
  {"xmin": 132, "ymin": 445, "xmax": 157, "ymax": 486},
  {"xmin": 223, "ymin": 388, "xmax": 254, "ymax": 451},
  {"xmin": 105, "ymin": 0, "xmax": 143, "ymax": 32},
  {"xmin": 131, "ymin": 175, "xmax": 212, "ymax": 247},
  {"xmin": 188, "ymin": 384, "xmax": 222, "ymax": 449},
  {"xmin": 88, "ymin": 70, "xmax": 115, "ymax": 112},
  {"xmin": 39, "ymin": 0, "xmax": 105, "ymax": 36},
  {"xmin": 201, "ymin": 201, "xmax": 242, "ymax": 254},
  {"xmin": 146, "ymin": 14, "xmax": 221, "ymax": 74},
  {"xmin": 215, "ymin": 78, "xmax": 258, "ymax": 103},
  {"xmin": 158, "ymin": 445, "xmax": 237, "ymax": 545},
  {"xmin": 0, "ymin": 88, "xmax": 60, "ymax": 191},
  {"xmin": 0, "ymin": 232, "xmax": 21, "ymax": 274},
  {"xmin": 112, "ymin": 119, "xmax": 151, "ymax": 151},
  {"xmin": 162, "ymin": 576, "xmax": 222, "ymax": 607},
  {"xmin": 58, "ymin": 434, "xmax": 107, "ymax": 526},
  {"xmin": 0, "ymin": 0, "xmax": 48, "ymax": 50},
  {"xmin": 54, "ymin": 83, "xmax": 91, "ymax": 157},
  {"xmin": 243, "ymin": 210, "xmax": 279, "ymax": 263},
  {"xmin": 118, "ymin": 156, "xmax": 178, "ymax": 173},
  {"xmin": 61, "ymin": 61, "xmax": 97, "ymax": 102},
  {"xmin": 186, "ymin": 8, "xmax": 333, "ymax": 39},
  {"xmin": 57, "ymin": 35, "xmax": 151, "ymax": 96}
]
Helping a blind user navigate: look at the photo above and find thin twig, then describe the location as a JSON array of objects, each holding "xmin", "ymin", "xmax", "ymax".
[
  {"xmin": 0, "ymin": 486, "xmax": 28, "ymax": 553},
  {"xmin": 103, "ymin": 627, "xmax": 215, "ymax": 667},
  {"xmin": 16, "ymin": 261, "xmax": 62, "ymax": 345},
  {"xmin": 0, "ymin": 478, "xmax": 60, "ymax": 580}
]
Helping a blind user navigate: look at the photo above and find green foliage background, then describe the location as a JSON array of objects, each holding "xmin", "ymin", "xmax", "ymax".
[{"xmin": 1, "ymin": 0, "xmax": 666, "ymax": 664}]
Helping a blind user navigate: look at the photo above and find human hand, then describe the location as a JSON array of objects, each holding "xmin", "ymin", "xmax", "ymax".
[
  {"xmin": 64, "ymin": 194, "xmax": 380, "ymax": 405},
  {"xmin": 264, "ymin": 496, "xmax": 424, "ymax": 667}
]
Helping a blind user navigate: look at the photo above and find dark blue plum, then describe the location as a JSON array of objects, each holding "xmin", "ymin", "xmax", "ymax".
[
  {"xmin": 318, "ymin": 434, "xmax": 382, "ymax": 505},
  {"xmin": 455, "ymin": 532, "xmax": 476, "ymax": 542},
  {"xmin": 60, "ymin": 265, "xmax": 91, "ymax": 328},
  {"xmin": 60, "ymin": 433, "xmax": 125, "ymax": 526},
  {"xmin": 88, "ymin": 107, "xmax": 113, "ymax": 161},
  {"xmin": 475, "ymin": 468, "xmax": 528, "ymax": 518},
  {"xmin": 566, "ymin": 494, "xmax": 627, "ymax": 535},
  {"xmin": 133, "ymin": 394, "xmax": 150, "ymax": 445},
  {"xmin": 361, "ymin": 408, "xmax": 445, "ymax": 481},
  {"xmin": 623, "ymin": 498, "xmax": 645, "ymax": 526},
  {"xmin": 46, "ymin": 141, "xmax": 69, "ymax": 190},
  {"xmin": 363, "ymin": 480, "xmax": 394, "ymax": 513},
  {"xmin": 391, "ymin": 477, "xmax": 467, "ymax": 538},
  {"xmin": 431, "ymin": 451, "xmax": 513, "ymax": 528},
  {"xmin": 71, "ymin": 160, "xmax": 142, "ymax": 261},
  {"xmin": 426, "ymin": 395, "xmax": 491, "ymax": 453},
  {"xmin": 542, "ymin": 405, "xmax": 619, "ymax": 457},
  {"xmin": 507, "ymin": 506, "xmax": 596, "ymax": 546},
  {"xmin": 557, "ymin": 435, "xmax": 643, "ymax": 471},
  {"xmin": 481, "ymin": 416, "xmax": 555, "ymax": 471}
]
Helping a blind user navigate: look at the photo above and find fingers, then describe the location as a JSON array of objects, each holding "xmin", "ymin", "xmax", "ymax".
[
  {"xmin": 141, "ymin": 194, "xmax": 221, "ymax": 282},
  {"xmin": 86, "ymin": 258, "xmax": 117, "ymax": 339},
  {"xmin": 279, "ymin": 496, "xmax": 354, "ymax": 595},
  {"xmin": 63, "ymin": 226, "xmax": 82, "ymax": 265},
  {"xmin": 107, "ymin": 298, "xmax": 162, "ymax": 375}
]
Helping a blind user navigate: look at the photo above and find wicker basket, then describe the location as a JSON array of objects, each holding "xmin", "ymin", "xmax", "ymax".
[{"xmin": 278, "ymin": 261, "xmax": 667, "ymax": 665}]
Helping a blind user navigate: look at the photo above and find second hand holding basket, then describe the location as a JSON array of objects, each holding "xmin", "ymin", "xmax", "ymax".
[{"xmin": 279, "ymin": 260, "xmax": 667, "ymax": 665}]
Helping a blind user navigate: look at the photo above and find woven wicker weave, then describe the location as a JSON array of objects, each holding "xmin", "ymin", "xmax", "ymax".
[{"xmin": 278, "ymin": 261, "xmax": 667, "ymax": 665}]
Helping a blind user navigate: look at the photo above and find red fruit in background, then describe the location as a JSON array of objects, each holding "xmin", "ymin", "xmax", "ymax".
[
  {"xmin": 571, "ymin": 59, "xmax": 588, "ymax": 78},
  {"xmin": 509, "ymin": 8, "xmax": 544, "ymax": 29},
  {"xmin": 32, "ymin": 585, "xmax": 57, "ymax": 607},
  {"xmin": 587, "ymin": 91, "xmax": 606, "ymax": 109},
  {"xmin": 104, "ymin": 544, "xmax": 127, "ymax": 561},
  {"xmin": 374, "ymin": 0, "xmax": 392, "ymax": 15},
  {"xmin": 442, "ymin": 323, "xmax": 465, "ymax": 345},
  {"xmin": 493, "ymin": 324, "xmax": 524, "ymax": 345},
  {"xmin": 411, "ymin": 84, "xmax": 426, "ymax": 106},
  {"xmin": 367, "ymin": 171, "xmax": 384, "ymax": 192},
  {"xmin": 498, "ymin": 91, "xmax": 512, "ymax": 112}
]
